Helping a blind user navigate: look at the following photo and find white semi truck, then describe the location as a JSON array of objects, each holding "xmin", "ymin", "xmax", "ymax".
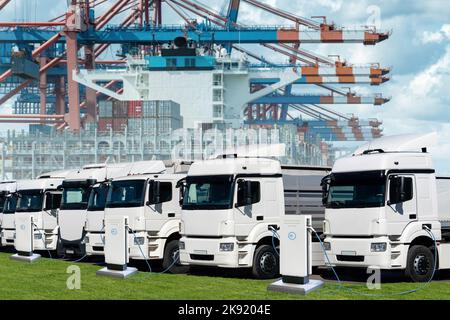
[
  {"xmin": 8, "ymin": 170, "xmax": 73, "ymax": 252},
  {"xmin": 321, "ymin": 133, "xmax": 450, "ymax": 282},
  {"xmin": 58, "ymin": 161, "xmax": 167, "ymax": 256},
  {"xmin": 178, "ymin": 156, "xmax": 329, "ymax": 279},
  {"xmin": 84, "ymin": 160, "xmax": 178, "ymax": 256},
  {"xmin": 101, "ymin": 170, "xmax": 189, "ymax": 272},
  {"xmin": 0, "ymin": 181, "xmax": 18, "ymax": 246}
]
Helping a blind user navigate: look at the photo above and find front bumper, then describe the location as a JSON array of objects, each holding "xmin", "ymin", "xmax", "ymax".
[
  {"xmin": 179, "ymin": 236, "xmax": 246, "ymax": 268},
  {"xmin": 58, "ymin": 238, "xmax": 86, "ymax": 257},
  {"xmin": 33, "ymin": 230, "xmax": 58, "ymax": 251},
  {"xmin": 85, "ymin": 232, "xmax": 105, "ymax": 256},
  {"xmin": 1, "ymin": 229, "xmax": 15, "ymax": 246},
  {"xmin": 325, "ymin": 236, "xmax": 406, "ymax": 269}
]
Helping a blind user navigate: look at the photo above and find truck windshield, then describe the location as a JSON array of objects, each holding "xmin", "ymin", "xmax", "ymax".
[
  {"xmin": 16, "ymin": 190, "xmax": 43, "ymax": 212},
  {"xmin": 88, "ymin": 184, "xmax": 109, "ymax": 211},
  {"xmin": 3, "ymin": 195, "xmax": 17, "ymax": 214},
  {"xmin": 326, "ymin": 171, "xmax": 386, "ymax": 209},
  {"xmin": 182, "ymin": 175, "xmax": 234, "ymax": 210},
  {"xmin": 61, "ymin": 186, "xmax": 91, "ymax": 210},
  {"xmin": 106, "ymin": 180, "xmax": 145, "ymax": 208}
]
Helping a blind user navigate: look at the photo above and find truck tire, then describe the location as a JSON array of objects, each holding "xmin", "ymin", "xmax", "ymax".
[
  {"xmin": 252, "ymin": 244, "xmax": 279, "ymax": 279},
  {"xmin": 405, "ymin": 245, "xmax": 435, "ymax": 282},
  {"xmin": 163, "ymin": 239, "xmax": 189, "ymax": 274}
]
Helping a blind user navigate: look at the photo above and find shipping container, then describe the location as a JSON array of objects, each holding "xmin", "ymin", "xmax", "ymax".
[
  {"xmin": 98, "ymin": 100, "xmax": 113, "ymax": 117},
  {"xmin": 127, "ymin": 100, "xmax": 142, "ymax": 118},
  {"xmin": 113, "ymin": 100, "xmax": 128, "ymax": 117},
  {"xmin": 142, "ymin": 100, "xmax": 158, "ymax": 118},
  {"xmin": 127, "ymin": 118, "xmax": 142, "ymax": 134},
  {"xmin": 98, "ymin": 117, "xmax": 113, "ymax": 132},
  {"xmin": 112, "ymin": 117, "xmax": 128, "ymax": 132},
  {"xmin": 141, "ymin": 100, "xmax": 181, "ymax": 119}
]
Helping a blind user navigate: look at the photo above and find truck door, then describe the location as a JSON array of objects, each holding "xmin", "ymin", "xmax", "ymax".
[
  {"xmin": 144, "ymin": 180, "xmax": 174, "ymax": 232},
  {"xmin": 386, "ymin": 174, "xmax": 417, "ymax": 236},
  {"xmin": 234, "ymin": 178, "xmax": 278, "ymax": 237},
  {"xmin": 43, "ymin": 191, "xmax": 62, "ymax": 230}
]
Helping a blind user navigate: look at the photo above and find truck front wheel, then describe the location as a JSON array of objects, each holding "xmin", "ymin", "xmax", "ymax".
[
  {"xmin": 162, "ymin": 239, "xmax": 189, "ymax": 274},
  {"xmin": 405, "ymin": 245, "xmax": 435, "ymax": 282},
  {"xmin": 252, "ymin": 244, "xmax": 279, "ymax": 279}
]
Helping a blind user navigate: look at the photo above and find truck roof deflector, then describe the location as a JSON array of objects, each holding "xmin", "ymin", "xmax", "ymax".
[{"xmin": 352, "ymin": 132, "xmax": 438, "ymax": 156}]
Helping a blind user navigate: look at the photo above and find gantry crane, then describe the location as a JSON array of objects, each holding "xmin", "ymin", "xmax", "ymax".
[{"xmin": 0, "ymin": 0, "xmax": 390, "ymax": 141}]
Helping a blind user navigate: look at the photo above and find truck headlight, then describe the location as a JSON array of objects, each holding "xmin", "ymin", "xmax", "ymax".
[
  {"xmin": 34, "ymin": 233, "xmax": 42, "ymax": 240},
  {"xmin": 371, "ymin": 242, "xmax": 387, "ymax": 252},
  {"xmin": 179, "ymin": 241, "xmax": 185, "ymax": 250},
  {"xmin": 84, "ymin": 236, "xmax": 89, "ymax": 244},
  {"xmin": 219, "ymin": 243, "xmax": 234, "ymax": 252},
  {"xmin": 134, "ymin": 237, "xmax": 145, "ymax": 246},
  {"xmin": 323, "ymin": 241, "xmax": 331, "ymax": 251}
]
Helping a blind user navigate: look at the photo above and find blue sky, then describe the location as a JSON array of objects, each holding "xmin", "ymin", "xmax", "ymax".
[{"xmin": 0, "ymin": 0, "xmax": 449, "ymax": 174}]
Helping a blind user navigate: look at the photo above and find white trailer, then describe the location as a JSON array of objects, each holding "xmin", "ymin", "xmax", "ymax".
[
  {"xmin": 178, "ymin": 156, "xmax": 329, "ymax": 279},
  {"xmin": 101, "ymin": 171, "xmax": 188, "ymax": 272},
  {"xmin": 58, "ymin": 161, "xmax": 166, "ymax": 256},
  {"xmin": 322, "ymin": 133, "xmax": 450, "ymax": 282},
  {"xmin": 0, "ymin": 181, "xmax": 18, "ymax": 246},
  {"xmin": 6, "ymin": 170, "xmax": 74, "ymax": 251}
]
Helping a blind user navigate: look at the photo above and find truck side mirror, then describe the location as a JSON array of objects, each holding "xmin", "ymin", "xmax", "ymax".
[
  {"xmin": 148, "ymin": 180, "xmax": 161, "ymax": 205},
  {"xmin": 388, "ymin": 176, "xmax": 413, "ymax": 205},
  {"xmin": 236, "ymin": 180, "xmax": 253, "ymax": 207}
]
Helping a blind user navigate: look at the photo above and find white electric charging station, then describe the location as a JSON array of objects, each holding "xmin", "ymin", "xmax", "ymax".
[
  {"xmin": 268, "ymin": 215, "xmax": 324, "ymax": 295},
  {"xmin": 11, "ymin": 215, "xmax": 41, "ymax": 262},
  {"xmin": 96, "ymin": 216, "xmax": 138, "ymax": 278}
]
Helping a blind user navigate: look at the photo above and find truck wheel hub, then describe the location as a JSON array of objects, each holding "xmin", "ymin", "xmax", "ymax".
[
  {"xmin": 260, "ymin": 252, "xmax": 276, "ymax": 274},
  {"xmin": 413, "ymin": 254, "xmax": 429, "ymax": 275}
]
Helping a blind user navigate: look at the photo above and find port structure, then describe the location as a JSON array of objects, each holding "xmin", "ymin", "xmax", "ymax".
[{"xmin": 0, "ymin": 0, "xmax": 390, "ymax": 179}]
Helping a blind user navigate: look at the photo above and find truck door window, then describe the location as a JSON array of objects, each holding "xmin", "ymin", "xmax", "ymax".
[
  {"xmin": 3, "ymin": 195, "xmax": 17, "ymax": 214},
  {"xmin": 88, "ymin": 185, "xmax": 109, "ymax": 211},
  {"xmin": 237, "ymin": 181, "xmax": 261, "ymax": 206},
  {"xmin": 45, "ymin": 193, "xmax": 62, "ymax": 210},
  {"xmin": 0, "ymin": 194, "xmax": 6, "ymax": 212},
  {"xmin": 158, "ymin": 182, "xmax": 173, "ymax": 203}
]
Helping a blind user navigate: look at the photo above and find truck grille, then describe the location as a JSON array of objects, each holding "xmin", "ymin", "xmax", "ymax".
[
  {"xmin": 336, "ymin": 255, "xmax": 364, "ymax": 262},
  {"xmin": 190, "ymin": 254, "xmax": 214, "ymax": 261}
]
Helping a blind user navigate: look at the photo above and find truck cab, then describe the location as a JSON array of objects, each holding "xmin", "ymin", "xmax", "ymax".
[
  {"xmin": 0, "ymin": 181, "xmax": 18, "ymax": 246},
  {"xmin": 58, "ymin": 161, "xmax": 166, "ymax": 256},
  {"xmin": 322, "ymin": 133, "xmax": 450, "ymax": 282},
  {"xmin": 83, "ymin": 160, "xmax": 170, "ymax": 256},
  {"xmin": 11, "ymin": 170, "xmax": 72, "ymax": 251},
  {"xmin": 179, "ymin": 156, "xmax": 329, "ymax": 279},
  {"xmin": 102, "ymin": 172, "xmax": 187, "ymax": 272}
]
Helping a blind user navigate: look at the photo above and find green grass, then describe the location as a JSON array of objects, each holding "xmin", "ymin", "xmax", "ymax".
[{"xmin": 0, "ymin": 252, "xmax": 448, "ymax": 300}]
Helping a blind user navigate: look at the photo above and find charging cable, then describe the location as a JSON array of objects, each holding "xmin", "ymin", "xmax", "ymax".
[
  {"xmin": 127, "ymin": 226, "xmax": 180, "ymax": 275},
  {"xmin": 269, "ymin": 226, "xmax": 280, "ymax": 256},
  {"xmin": 32, "ymin": 223, "xmax": 52, "ymax": 259},
  {"xmin": 308, "ymin": 225, "xmax": 438, "ymax": 297}
]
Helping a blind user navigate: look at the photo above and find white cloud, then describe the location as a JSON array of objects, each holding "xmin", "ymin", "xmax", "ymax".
[
  {"xmin": 421, "ymin": 24, "xmax": 450, "ymax": 44},
  {"xmin": 315, "ymin": 0, "xmax": 343, "ymax": 12}
]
